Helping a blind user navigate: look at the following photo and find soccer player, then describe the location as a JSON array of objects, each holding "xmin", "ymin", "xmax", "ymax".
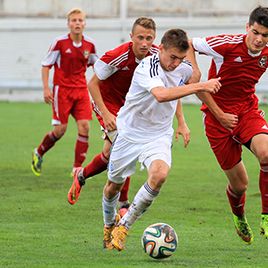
[
  {"xmin": 188, "ymin": 5, "xmax": 268, "ymax": 244},
  {"xmin": 101, "ymin": 28, "xmax": 221, "ymax": 250},
  {"xmin": 31, "ymin": 8, "xmax": 97, "ymax": 176},
  {"xmin": 67, "ymin": 17, "xmax": 158, "ymax": 215}
]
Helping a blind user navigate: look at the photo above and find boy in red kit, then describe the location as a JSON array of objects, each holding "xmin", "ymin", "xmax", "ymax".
[
  {"xmin": 67, "ymin": 17, "xmax": 158, "ymax": 215},
  {"xmin": 31, "ymin": 8, "xmax": 97, "ymax": 176},
  {"xmin": 189, "ymin": 6, "xmax": 268, "ymax": 244}
]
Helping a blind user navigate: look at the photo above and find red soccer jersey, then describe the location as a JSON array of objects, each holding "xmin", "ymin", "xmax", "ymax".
[
  {"xmin": 193, "ymin": 34, "xmax": 268, "ymax": 115},
  {"xmin": 42, "ymin": 33, "xmax": 97, "ymax": 88},
  {"xmin": 94, "ymin": 42, "xmax": 159, "ymax": 115}
]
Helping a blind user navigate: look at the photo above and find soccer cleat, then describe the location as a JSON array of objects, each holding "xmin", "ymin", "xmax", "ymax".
[
  {"xmin": 233, "ymin": 214, "xmax": 254, "ymax": 244},
  {"xmin": 31, "ymin": 148, "xmax": 43, "ymax": 176},
  {"xmin": 67, "ymin": 167, "xmax": 85, "ymax": 205},
  {"xmin": 103, "ymin": 214, "xmax": 121, "ymax": 249},
  {"xmin": 260, "ymin": 214, "xmax": 268, "ymax": 239},
  {"xmin": 103, "ymin": 225, "xmax": 115, "ymax": 249},
  {"xmin": 111, "ymin": 225, "xmax": 128, "ymax": 251}
]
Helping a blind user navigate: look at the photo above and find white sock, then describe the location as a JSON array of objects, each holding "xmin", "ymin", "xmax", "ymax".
[
  {"xmin": 102, "ymin": 192, "xmax": 120, "ymax": 227},
  {"xmin": 119, "ymin": 182, "xmax": 159, "ymax": 229}
]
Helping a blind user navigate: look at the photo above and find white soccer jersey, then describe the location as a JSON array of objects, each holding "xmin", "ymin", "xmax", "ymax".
[{"xmin": 116, "ymin": 53, "xmax": 192, "ymax": 143}]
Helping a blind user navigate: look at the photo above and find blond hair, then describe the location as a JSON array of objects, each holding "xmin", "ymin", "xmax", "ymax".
[
  {"xmin": 131, "ymin": 17, "xmax": 156, "ymax": 33},
  {"xmin": 66, "ymin": 8, "xmax": 86, "ymax": 21}
]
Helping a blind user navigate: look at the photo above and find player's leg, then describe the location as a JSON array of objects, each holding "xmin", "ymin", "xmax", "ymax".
[
  {"xmin": 31, "ymin": 124, "xmax": 66, "ymax": 176},
  {"xmin": 83, "ymin": 138, "xmax": 111, "ymax": 178},
  {"xmin": 112, "ymin": 137, "xmax": 171, "ymax": 251},
  {"xmin": 103, "ymin": 180, "xmax": 123, "ymax": 249},
  {"xmin": 67, "ymin": 138, "xmax": 110, "ymax": 205},
  {"xmin": 103, "ymin": 135, "xmax": 137, "ymax": 250},
  {"xmin": 32, "ymin": 85, "xmax": 70, "ymax": 176},
  {"xmin": 73, "ymin": 119, "xmax": 89, "ymax": 169},
  {"xmin": 204, "ymin": 111, "xmax": 253, "ymax": 243},
  {"xmin": 250, "ymin": 133, "xmax": 268, "ymax": 238},
  {"xmin": 113, "ymin": 160, "xmax": 169, "ymax": 251},
  {"xmin": 224, "ymin": 162, "xmax": 253, "ymax": 244},
  {"xmin": 118, "ymin": 176, "xmax": 131, "ymax": 217},
  {"xmin": 119, "ymin": 159, "xmax": 169, "ymax": 228},
  {"xmin": 72, "ymin": 89, "xmax": 92, "ymax": 170}
]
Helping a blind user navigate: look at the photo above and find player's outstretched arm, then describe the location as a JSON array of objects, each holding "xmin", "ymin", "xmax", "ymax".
[
  {"xmin": 196, "ymin": 92, "xmax": 238, "ymax": 131},
  {"xmin": 151, "ymin": 77, "xmax": 221, "ymax": 103}
]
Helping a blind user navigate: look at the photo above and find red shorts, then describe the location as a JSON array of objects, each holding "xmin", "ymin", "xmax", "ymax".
[
  {"xmin": 204, "ymin": 109, "xmax": 268, "ymax": 170},
  {"xmin": 52, "ymin": 85, "xmax": 92, "ymax": 125}
]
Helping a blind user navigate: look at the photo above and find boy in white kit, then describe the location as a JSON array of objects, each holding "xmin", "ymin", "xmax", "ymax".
[{"xmin": 102, "ymin": 28, "xmax": 222, "ymax": 251}]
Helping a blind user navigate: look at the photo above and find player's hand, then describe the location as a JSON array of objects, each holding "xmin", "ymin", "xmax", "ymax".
[
  {"xmin": 217, "ymin": 112, "xmax": 238, "ymax": 131},
  {"xmin": 175, "ymin": 123, "xmax": 190, "ymax": 148},
  {"xmin": 43, "ymin": 87, "xmax": 53, "ymax": 104},
  {"xmin": 201, "ymin": 77, "xmax": 221, "ymax": 94},
  {"xmin": 103, "ymin": 111, "xmax": 117, "ymax": 131}
]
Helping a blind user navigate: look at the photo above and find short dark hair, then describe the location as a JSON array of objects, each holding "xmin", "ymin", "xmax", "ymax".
[
  {"xmin": 132, "ymin": 17, "xmax": 156, "ymax": 33},
  {"xmin": 249, "ymin": 6, "xmax": 268, "ymax": 28},
  {"xmin": 161, "ymin": 29, "xmax": 189, "ymax": 52}
]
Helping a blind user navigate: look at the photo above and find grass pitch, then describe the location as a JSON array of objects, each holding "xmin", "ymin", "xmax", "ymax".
[{"xmin": 1, "ymin": 102, "xmax": 268, "ymax": 267}]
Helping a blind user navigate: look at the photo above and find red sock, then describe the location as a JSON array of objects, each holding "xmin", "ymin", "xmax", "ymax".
[
  {"xmin": 83, "ymin": 152, "xmax": 108, "ymax": 179},
  {"xmin": 37, "ymin": 131, "xmax": 58, "ymax": 157},
  {"xmin": 226, "ymin": 184, "xmax": 245, "ymax": 217},
  {"xmin": 119, "ymin": 177, "xmax": 130, "ymax": 202},
  {"xmin": 260, "ymin": 163, "xmax": 268, "ymax": 214},
  {"xmin": 73, "ymin": 134, "xmax": 88, "ymax": 168}
]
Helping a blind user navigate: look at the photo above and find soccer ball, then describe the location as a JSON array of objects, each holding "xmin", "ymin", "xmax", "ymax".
[{"xmin": 141, "ymin": 223, "xmax": 178, "ymax": 259}]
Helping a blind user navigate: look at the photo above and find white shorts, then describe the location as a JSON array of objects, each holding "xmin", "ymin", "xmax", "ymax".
[{"xmin": 107, "ymin": 134, "xmax": 172, "ymax": 184}]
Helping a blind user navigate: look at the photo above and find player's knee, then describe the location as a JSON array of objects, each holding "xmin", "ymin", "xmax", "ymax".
[
  {"xmin": 232, "ymin": 184, "xmax": 248, "ymax": 195},
  {"xmin": 150, "ymin": 171, "xmax": 168, "ymax": 188},
  {"xmin": 257, "ymin": 149, "xmax": 268, "ymax": 164},
  {"xmin": 104, "ymin": 181, "xmax": 122, "ymax": 199},
  {"xmin": 54, "ymin": 126, "xmax": 67, "ymax": 138},
  {"xmin": 77, "ymin": 121, "xmax": 89, "ymax": 135}
]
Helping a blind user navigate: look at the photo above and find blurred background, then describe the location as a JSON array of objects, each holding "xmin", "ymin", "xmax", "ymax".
[{"xmin": 1, "ymin": 0, "xmax": 268, "ymax": 102}]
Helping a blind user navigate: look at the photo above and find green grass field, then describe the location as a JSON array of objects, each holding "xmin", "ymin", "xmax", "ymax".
[{"xmin": 1, "ymin": 102, "xmax": 268, "ymax": 268}]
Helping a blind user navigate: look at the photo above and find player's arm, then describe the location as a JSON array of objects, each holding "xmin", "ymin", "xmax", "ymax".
[
  {"xmin": 185, "ymin": 39, "xmax": 201, "ymax": 84},
  {"xmin": 151, "ymin": 78, "xmax": 221, "ymax": 102},
  {"xmin": 188, "ymin": 38, "xmax": 238, "ymax": 130},
  {"xmin": 196, "ymin": 92, "xmax": 238, "ymax": 130},
  {"xmin": 175, "ymin": 100, "xmax": 190, "ymax": 148},
  {"xmin": 41, "ymin": 66, "xmax": 53, "ymax": 104},
  {"xmin": 88, "ymin": 74, "xmax": 116, "ymax": 131}
]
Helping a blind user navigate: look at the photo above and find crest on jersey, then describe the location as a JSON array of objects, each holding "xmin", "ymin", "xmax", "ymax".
[
  {"xmin": 83, "ymin": 50, "xmax": 90, "ymax": 59},
  {"xmin": 259, "ymin": 56, "xmax": 267, "ymax": 68}
]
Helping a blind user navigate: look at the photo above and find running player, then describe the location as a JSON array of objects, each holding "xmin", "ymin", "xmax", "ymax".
[
  {"xmin": 67, "ymin": 17, "xmax": 158, "ymax": 216},
  {"xmin": 189, "ymin": 5, "xmax": 268, "ymax": 244},
  {"xmin": 31, "ymin": 8, "xmax": 97, "ymax": 177},
  {"xmin": 102, "ymin": 28, "xmax": 221, "ymax": 250}
]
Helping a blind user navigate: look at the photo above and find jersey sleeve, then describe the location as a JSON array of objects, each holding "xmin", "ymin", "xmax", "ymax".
[
  {"xmin": 192, "ymin": 36, "xmax": 227, "ymax": 58},
  {"xmin": 93, "ymin": 58, "xmax": 118, "ymax": 80},
  {"xmin": 177, "ymin": 61, "xmax": 193, "ymax": 83},
  {"xmin": 41, "ymin": 38, "xmax": 61, "ymax": 68},
  {"xmin": 87, "ymin": 39, "xmax": 98, "ymax": 66},
  {"xmin": 135, "ymin": 57, "xmax": 165, "ymax": 92}
]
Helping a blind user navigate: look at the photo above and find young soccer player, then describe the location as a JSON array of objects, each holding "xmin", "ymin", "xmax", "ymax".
[
  {"xmin": 101, "ymin": 28, "xmax": 221, "ymax": 250},
  {"xmin": 31, "ymin": 8, "xmax": 97, "ymax": 176},
  {"xmin": 67, "ymin": 17, "xmax": 158, "ymax": 216},
  {"xmin": 189, "ymin": 5, "xmax": 268, "ymax": 244}
]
